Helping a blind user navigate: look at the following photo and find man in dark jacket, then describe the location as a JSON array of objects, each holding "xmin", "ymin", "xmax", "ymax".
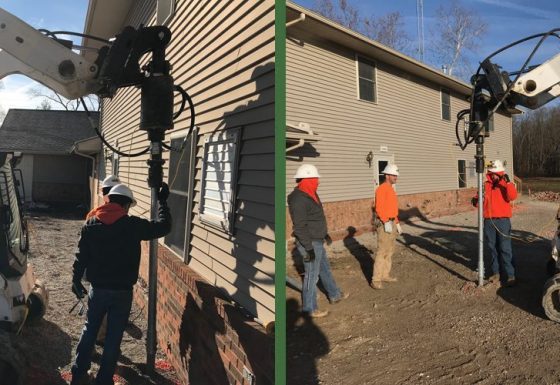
[
  {"xmin": 70, "ymin": 183, "xmax": 171, "ymax": 385},
  {"xmin": 288, "ymin": 164, "xmax": 347, "ymax": 318}
]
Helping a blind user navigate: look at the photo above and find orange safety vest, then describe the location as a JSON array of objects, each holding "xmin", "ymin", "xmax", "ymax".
[{"xmin": 374, "ymin": 182, "xmax": 399, "ymax": 223}]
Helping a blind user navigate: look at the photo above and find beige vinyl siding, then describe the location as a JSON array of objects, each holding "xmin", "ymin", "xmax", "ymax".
[
  {"xmin": 286, "ymin": 31, "xmax": 513, "ymax": 202},
  {"xmin": 100, "ymin": 0, "xmax": 275, "ymax": 324}
]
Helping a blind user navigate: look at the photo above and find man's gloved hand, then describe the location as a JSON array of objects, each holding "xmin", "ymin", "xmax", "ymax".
[
  {"xmin": 158, "ymin": 182, "xmax": 170, "ymax": 205},
  {"xmin": 303, "ymin": 248, "xmax": 316, "ymax": 262},
  {"xmin": 72, "ymin": 280, "xmax": 87, "ymax": 299},
  {"xmin": 502, "ymin": 174, "xmax": 510, "ymax": 183},
  {"xmin": 384, "ymin": 221, "xmax": 393, "ymax": 233},
  {"xmin": 396, "ymin": 223, "xmax": 402, "ymax": 234},
  {"xmin": 471, "ymin": 197, "xmax": 478, "ymax": 207}
]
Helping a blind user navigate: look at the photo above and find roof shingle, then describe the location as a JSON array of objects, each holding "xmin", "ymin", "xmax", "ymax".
[{"xmin": 0, "ymin": 109, "xmax": 100, "ymax": 154}]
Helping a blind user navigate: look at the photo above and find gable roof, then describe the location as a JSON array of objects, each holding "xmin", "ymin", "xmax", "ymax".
[{"xmin": 0, "ymin": 109, "xmax": 100, "ymax": 155}]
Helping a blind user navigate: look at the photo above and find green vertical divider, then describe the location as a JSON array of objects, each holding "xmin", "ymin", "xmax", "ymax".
[{"xmin": 275, "ymin": 0, "xmax": 286, "ymax": 384}]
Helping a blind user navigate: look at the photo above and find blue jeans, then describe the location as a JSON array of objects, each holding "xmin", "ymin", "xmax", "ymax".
[
  {"xmin": 297, "ymin": 240, "xmax": 342, "ymax": 313},
  {"xmin": 484, "ymin": 218, "xmax": 515, "ymax": 279},
  {"xmin": 71, "ymin": 287, "xmax": 132, "ymax": 385}
]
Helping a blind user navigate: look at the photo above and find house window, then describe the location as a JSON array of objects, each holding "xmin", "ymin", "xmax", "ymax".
[
  {"xmin": 441, "ymin": 89, "xmax": 451, "ymax": 121},
  {"xmin": 199, "ymin": 128, "xmax": 241, "ymax": 234},
  {"xmin": 484, "ymin": 114, "xmax": 494, "ymax": 134},
  {"xmin": 112, "ymin": 153, "xmax": 119, "ymax": 176},
  {"xmin": 157, "ymin": 0, "xmax": 176, "ymax": 25},
  {"xmin": 458, "ymin": 160, "xmax": 467, "ymax": 188},
  {"xmin": 357, "ymin": 56, "xmax": 376, "ymax": 102},
  {"xmin": 164, "ymin": 129, "xmax": 197, "ymax": 258}
]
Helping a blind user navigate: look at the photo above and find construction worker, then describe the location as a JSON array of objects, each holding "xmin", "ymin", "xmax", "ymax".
[
  {"xmin": 472, "ymin": 160, "xmax": 518, "ymax": 286},
  {"xmin": 288, "ymin": 164, "xmax": 348, "ymax": 318},
  {"xmin": 372, "ymin": 164, "xmax": 402, "ymax": 290},
  {"xmin": 86, "ymin": 175, "xmax": 121, "ymax": 220},
  {"xmin": 70, "ymin": 183, "xmax": 171, "ymax": 385}
]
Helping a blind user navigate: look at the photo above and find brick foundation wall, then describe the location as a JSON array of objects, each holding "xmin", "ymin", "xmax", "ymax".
[
  {"xmin": 134, "ymin": 243, "xmax": 274, "ymax": 385},
  {"xmin": 286, "ymin": 188, "xmax": 478, "ymax": 241}
]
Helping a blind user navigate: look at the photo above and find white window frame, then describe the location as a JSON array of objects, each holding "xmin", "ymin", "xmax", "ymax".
[
  {"xmin": 356, "ymin": 54, "xmax": 377, "ymax": 103},
  {"xmin": 441, "ymin": 88, "xmax": 451, "ymax": 121},
  {"xmin": 164, "ymin": 128, "xmax": 198, "ymax": 261},
  {"xmin": 199, "ymin": 128, "xmax": 241, "ymax": 234}
]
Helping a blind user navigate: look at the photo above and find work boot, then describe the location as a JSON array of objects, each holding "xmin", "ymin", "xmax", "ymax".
[
  {"xmin": 383, "ymin": 276, "xmax": 398, "ymax": 282},
  {"xmin": 370, "ymin": 281, "xmax": 383, "ymax": 290},
  {"xmin": 504, "ymin": 277, "xmax": 517, "ymax": 287},
  {"xmin": 309, "ymin": 309, "xmax": 329, "ymax": 318},
  {"xmin": 330, "ymin": 291, "xmax": 350, "ymax": 304}
]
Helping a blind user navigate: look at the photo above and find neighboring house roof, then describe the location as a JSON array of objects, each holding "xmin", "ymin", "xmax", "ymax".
[
  {"xmin": 0, "ymin": 109, "xmax": 99, "ymax": 155},
  {"xmin": 287, "ymin": 2, "xmax": 473, "ymax": 97}
]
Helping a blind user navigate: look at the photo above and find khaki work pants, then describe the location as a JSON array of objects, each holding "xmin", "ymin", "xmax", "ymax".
[{"xmin": 373, "ymin": 222, "xmax": 398, "ymax": 282}]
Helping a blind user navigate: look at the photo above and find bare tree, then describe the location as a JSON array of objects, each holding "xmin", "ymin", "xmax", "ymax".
[
  {"xmin": 313, "ymin": 0, "xmax": 360, "ymax": 30},
  {"xmin": 27, "ymin": 86, "xmax": 99, "ymax": 111},
  {"xmin": 38, "ymin": 99, "xmax": 52, "ymax": 110},
  {"xmin": 513, "ymin": 106, "xmax": 560, "ymax": 176},
  {"xmin": 313, "ymin": 0, "xmax": 411, "ymax": 53},
  {"xmin": 363, "ymin": 12, "xmax": 410, "ymax": 53},
  {"xmin": 430, "ymin": 0, "xmax": 487, "ymax": 78}
]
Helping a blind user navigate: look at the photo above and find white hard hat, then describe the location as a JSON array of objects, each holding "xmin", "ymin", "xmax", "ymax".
[
  {"xmin": 294, "ymin": 164, "xmax": 320, "ymax": 179},
  {"xmin": 382, "ymin": 164, "xmax": 399, "ymax": 176},
  {"xmin": 102, "ymin": 175, "xmax": 121, "ymax": 188},
  {"xmin": 488, "ymin": 160, "xmax": 505, "ymax": 173},
  {"xmin": 108, "ymin": 184, "xmax": 137, "ymax": 207}
]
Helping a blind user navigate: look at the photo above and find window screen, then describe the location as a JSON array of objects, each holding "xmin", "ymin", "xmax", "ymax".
[
  {"xmin": 164, "ymin": 131, "xmax": 196, "ymax": 257},
  {"xmin": 441, "ymin": 89, "xmax": 451, "ymax": 121},
  {"xmin": 358, "ymin": 56, "xmax": 376, "ymax": 102},
  {"xmin": 199, "ymin": 128, "xmax": 240, "ymax": 234},
  {"xmin": 458, "ymin": 160, "xmax": 467, "ymax": 188}
]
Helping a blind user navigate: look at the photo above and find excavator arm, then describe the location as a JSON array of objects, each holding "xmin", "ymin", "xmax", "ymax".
[{"xmin": 0, "ymin": 8, "xmax": 101, "ymax": 99}]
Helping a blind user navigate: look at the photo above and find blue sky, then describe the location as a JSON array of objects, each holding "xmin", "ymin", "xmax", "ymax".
[
  {"xmin": 1, "ymin": 1, "xmax": 559, "ymax": 111},
  {"xmin": 0, "ymin": 1, "xmax": 89, "ymax": 111},
  {"xmin": 293, "ymin": 0, "xmax": 560, "ymax": 78}
]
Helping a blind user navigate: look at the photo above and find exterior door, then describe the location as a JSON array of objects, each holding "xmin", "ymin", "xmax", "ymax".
[{"xmin": 373, "ymin": 154, "xmax": 394, "ymax": 197}]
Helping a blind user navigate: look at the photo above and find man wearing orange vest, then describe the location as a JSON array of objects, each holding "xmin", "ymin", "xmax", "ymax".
[
  {"xmin": 472, "ymin": 160, "xmax": 518, "ymax": 286},
  {"xmin": 372, "ymin": 164, "xmax": 402, "ymax": 290}
]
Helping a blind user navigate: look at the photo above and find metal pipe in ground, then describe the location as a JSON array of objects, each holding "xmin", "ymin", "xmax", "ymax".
[
  {"xmin": 476, "ymin": 136, "xmax": 485, "ymax": 287},
  {"xmin": 478, "ymin": 170, "xmax": 484, "ymax": 287},
  {"xmin": 146, "ymin": 187, "xmax": 158, "ymax": 375}
]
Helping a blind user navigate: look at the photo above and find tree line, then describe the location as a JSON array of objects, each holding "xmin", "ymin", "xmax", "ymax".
[{"xmin": 513, "ymin": 105, "xmax": 560, "ymax": 177}]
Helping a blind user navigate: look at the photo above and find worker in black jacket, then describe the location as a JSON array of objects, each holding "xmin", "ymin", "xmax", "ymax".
[
  {"xmin": 288, "ymin": 164, "xmax": 348, "ymax": 318},
  {"xmin": 70, "ymin": 183, "xmax": 171, "ymax": 385}
]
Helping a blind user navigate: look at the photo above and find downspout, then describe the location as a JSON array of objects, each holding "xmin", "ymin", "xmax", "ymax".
[
  {"xmin": 286, "ymin": 12, "xmax": 305, "ymax": 28},
  {"xmin": 72, "ymin": 147, "xmax": 97, "ymax": 210},
  {"xmin": 286, "ymin": 138, "xmax": 305, "ymax": 152}
]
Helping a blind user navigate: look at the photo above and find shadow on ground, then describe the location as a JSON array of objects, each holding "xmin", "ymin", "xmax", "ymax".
[{"xmin": 287, "ymin": 298, "xmax": 329, "ymax": 385}]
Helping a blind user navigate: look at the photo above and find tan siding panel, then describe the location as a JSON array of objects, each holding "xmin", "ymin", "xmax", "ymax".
[
  {"xmin": 286, "ymin": 35, "xmax": 513, "ymax": 203},
  {"xmin": 100, "ymin": 0, "xmax": 275, "ymax": 324}
]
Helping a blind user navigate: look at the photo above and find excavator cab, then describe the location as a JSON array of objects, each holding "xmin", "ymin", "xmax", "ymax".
[
  {"xmin": 0, "ymin": 152, "xmax": 29, "ymax": 280},
  {"xmin": 0, "ymin": 152, "xmax": 47, "ymax": 333}
]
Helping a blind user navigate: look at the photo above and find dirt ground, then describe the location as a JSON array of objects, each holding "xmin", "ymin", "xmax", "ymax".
[
  {"xmin": 9, "ymin": 209, "xmax": 180, "ymax": 385},
  {"xmin": 287, "ymin": 197, "xmax": 560, "ymax": 385}
]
